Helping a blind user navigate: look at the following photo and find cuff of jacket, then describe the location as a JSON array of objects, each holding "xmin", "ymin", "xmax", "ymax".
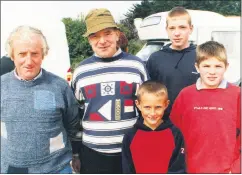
[{"xmin": 71, "ymin": 140, "xmax": 82, "ymax": 155}]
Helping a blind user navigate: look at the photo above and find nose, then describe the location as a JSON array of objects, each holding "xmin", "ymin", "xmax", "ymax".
[
  {"xmin": 99, "ymin": 35, "xmax": 106, "ymax": 44},
  {"xmin": 174, "ymin": 29, "xmax": 180, "ymax": 36},
  {"xmin": 209, "ymin": 67, "xmax": 216, "ymax": 74},
  {"xmin": 25, "ymin": 53, "xmax": 33, "ymax": 65},
  {"xmin": 150, "ymin": 108, "xmax": 156, "ymax": 116}
]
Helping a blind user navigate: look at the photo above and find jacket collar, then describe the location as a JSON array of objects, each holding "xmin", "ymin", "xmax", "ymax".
[{"xmin": 196, "ymin": 77, "xmax": 228, "ymax": 90}]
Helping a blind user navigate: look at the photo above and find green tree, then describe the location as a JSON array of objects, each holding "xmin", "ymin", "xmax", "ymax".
[
  {"xmin": 62, "ymin": 15, "xmax": 93, "ymax": 70},
  {"xmin": 126, "ymin": 0, "xmax": 241, "ymax": 19}
]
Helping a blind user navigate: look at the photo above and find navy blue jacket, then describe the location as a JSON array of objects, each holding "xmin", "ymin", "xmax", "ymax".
[
  {"xmin": 146, "ymin": 44, "xmax": 199, "ymax": 120},
  {"xmin": 122, "ymin": 117, "xmax": 186, "ymax": 174},
  {"xmin": 1, "ymin": 56, "xmax": 15, "ymax": 76}
]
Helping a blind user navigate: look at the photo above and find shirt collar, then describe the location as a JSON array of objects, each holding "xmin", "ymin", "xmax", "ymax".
[
  {"xmin": 196, "ymin": 77, "xmax": 228, "ymax": 90},
  {"xmin": 14, "ymin": 68, "xmax": 43, "ymax": 81},
  {"xmin": 94, "ymin": 48, "xmax": 122, "ymax": 58}
]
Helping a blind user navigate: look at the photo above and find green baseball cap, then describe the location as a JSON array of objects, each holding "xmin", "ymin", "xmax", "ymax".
[{"xmin": 83, "ymin": 8, "xmax": 119, "ymax": 37}]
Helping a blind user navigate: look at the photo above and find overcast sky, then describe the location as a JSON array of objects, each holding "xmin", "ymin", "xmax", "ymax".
[{"xmin": 1, "ymin": 1, "xmax": 141, "ymax": 22}]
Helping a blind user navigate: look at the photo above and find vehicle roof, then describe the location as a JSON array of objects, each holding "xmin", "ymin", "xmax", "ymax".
[{"xmin": 136, "ymin": 9, "xmax": 240, "ymax": 41}]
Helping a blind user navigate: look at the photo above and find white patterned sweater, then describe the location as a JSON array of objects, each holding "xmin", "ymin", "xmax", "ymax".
[{"xmin": 71, "ymin": 50, "xmax": 149, "ymax": 153}]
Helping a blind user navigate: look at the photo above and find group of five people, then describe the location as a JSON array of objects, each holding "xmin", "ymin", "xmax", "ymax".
[{"xmin": 1, "ymin": 6, "xmax": 240, "ymax": 174}]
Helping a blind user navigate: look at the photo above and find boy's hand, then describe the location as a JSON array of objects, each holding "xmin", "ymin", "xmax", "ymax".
[{"xmin": 71, "ymin": 155, "xmax": 81, "ymax": 173}]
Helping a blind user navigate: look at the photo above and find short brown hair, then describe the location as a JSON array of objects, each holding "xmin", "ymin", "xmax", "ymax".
[
  {"xmin": 117, "ymin": 32, "xmax": 128, "ymax": 52},
  {"xmin": 166, "ymin": 6, "xmax": 192, "ymax": 26},
  {"xmin": 137, "ymin": 80, "xmax": 168, "ymax": 101},
  {"xmin": 196, "ymin": 41, "xmax": 228, "ymax": 66}
]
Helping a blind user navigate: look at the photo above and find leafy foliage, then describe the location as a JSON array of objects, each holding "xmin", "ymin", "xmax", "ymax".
[
  {"xmin": 125, "ymin": 0, "xmax": 241, "ymax": 20},
  {"xmin": 62, "ymin": 16, "xmax": 93, "ymax": 69}
]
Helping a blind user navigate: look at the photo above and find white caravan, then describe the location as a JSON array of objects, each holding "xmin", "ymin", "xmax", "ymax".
[
  {"xmin": 1, "ymin": 18, "xmax": 72, "ymax": 84},
  {"xmin": 134, "ymin": 10, "xmax": 240, "ymax": 84}
]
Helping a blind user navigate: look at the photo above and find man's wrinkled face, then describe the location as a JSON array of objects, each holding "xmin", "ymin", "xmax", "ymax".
[
  {"xmin": 88, "ymin": 28, "xmax": 120, "ymax": 58},
  {"xmin": 11, "ymin": 33, "xmax": 43, "ymax": 80}
]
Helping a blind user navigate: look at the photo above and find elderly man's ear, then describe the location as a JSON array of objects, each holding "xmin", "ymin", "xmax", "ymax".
[{"xmin": 115, "ymin": 30, "xmax": 120, "ymax": 42}]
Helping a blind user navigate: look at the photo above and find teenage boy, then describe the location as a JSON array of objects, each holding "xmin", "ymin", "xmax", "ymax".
[
  {"xmin": 71, "ymin": 8, "xmax": 149, "ymax": 173},
  {"xmin": 146, "ymin": 7, "xmax": 199, "ymax": 120},
  {"xmin": 122, "ymin": 80, "xmax": 186, "ymax": 174},
  {"xmin": 170, "ymin": 41, "xmax": 241, "ymax": 173}
]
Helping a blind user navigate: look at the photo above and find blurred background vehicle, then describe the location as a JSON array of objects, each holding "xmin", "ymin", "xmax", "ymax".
[
  {"xmin": 135, "ymin": 40, "xmax": 167, "ymax": 64},
  {"xmin": 134, "ymin": 10, "xmax": 240, "ymax": 85}
]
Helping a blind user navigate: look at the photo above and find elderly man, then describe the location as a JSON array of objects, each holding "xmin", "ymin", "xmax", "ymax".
[
  {"xmin": 71, "ymin": 8, "xmax": 149, "ymax": 173},
  {"xmin": 1, "ymin": 26, "xmax": 81, "ymax": 173}
]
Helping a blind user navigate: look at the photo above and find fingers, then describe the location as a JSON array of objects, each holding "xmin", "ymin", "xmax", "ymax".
[{"xmin": 71, "ymin": 158, "xmax": 81, "ymax": 173}]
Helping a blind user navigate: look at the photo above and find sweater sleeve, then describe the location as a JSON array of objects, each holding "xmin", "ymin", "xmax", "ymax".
[
  {"xmin": 230, "ymin": 92, "xmax": 241, "ymax": 173},
  {"xmin": 63, "ymin": 85, "xmax": 83, "ymax": 154},
  {"xmin": 170, "ymin": 91, "xmax": 184, "ymax": 129},
  {"xmin": 141, "ymin": 61, "xmax": 150, "ymax": 82},
  {"xmin": 146, "ymin": 54, "xmax": 158, "ymax": 81},
  {"xmin": 122, "ymin": 133, "xmax": 136, "ymax": 174},
  {"xmin": 168, "ymin": 126, "xmax": 186, "ymax": 173}
]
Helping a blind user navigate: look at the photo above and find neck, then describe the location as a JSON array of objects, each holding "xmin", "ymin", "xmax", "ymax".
[
  {"xmin": 144, "ymin": 119, "xmax": 164, "ymax": 131},
  {"xmin": 95, "ymin": 48, "xmax": 121, "ymax": 58},
  {"xmin": 170, "ymin": 43, "xmax": 190, "ymax": 50},
  {"xmin": 14, "ymin": 68, "xmax": 42, "ymax": 81}
]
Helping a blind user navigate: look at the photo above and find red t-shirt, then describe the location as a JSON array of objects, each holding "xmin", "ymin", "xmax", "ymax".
[{"xmin": 170, "ymin": 83, "xmax": 241, "ymax": 173}]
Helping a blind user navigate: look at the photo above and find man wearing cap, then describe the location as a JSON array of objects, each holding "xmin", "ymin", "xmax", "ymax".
[{"xmin": 71, "ymin": 8, "xmax": 149, "ymax": 173}]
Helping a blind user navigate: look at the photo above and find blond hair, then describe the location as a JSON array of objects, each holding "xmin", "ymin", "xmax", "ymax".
[
  {"xmin": 5, "ymin": 25, "xmax": 49, "ymax": 58},
  {"xmin": 166, "ymin": 6, "xmax": 192, "ymax": 27},
  {"xmin": 196, "ymin": 41, "xmax": 228, "ymax": 66},
  {"xmin": 137, "ymin": 80, "xmax": 168, "ymax": 102}
]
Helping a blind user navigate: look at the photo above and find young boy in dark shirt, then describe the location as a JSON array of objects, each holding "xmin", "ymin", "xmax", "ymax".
[{"xmin": 122, "ymin": 80, "xmax": 186, "ymax": 174}]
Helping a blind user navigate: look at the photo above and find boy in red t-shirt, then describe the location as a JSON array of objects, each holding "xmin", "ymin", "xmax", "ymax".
[{"xmin": 170, "ymin": 41, "xmax": 241, "ymax": 173}]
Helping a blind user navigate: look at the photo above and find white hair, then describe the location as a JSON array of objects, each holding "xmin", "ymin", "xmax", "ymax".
[{"xmin": 5, "ymin": 25, "xmax": 49, "ymax": 58}]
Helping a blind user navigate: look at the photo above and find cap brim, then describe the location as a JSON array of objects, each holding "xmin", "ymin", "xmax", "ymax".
[{"xmin": 83, "ymin": 23, "xmax": 119, "ymax": 37}]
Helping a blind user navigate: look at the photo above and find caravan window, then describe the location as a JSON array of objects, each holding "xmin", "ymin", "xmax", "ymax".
[
  {"xmin": 212, "ymin": 31, "xmax": 240, "ymax": 60},
  {"xmin": 140, "ymin": 16, "xmax": 161, "ymax": 27}
]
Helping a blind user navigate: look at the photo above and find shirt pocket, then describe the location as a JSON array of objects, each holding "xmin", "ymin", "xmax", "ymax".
[
  {"xmin": 34, "ymin": 90, "xmax": 62, "ymax": 120},
  {"xmin": 34, "ymin": 90, "xmax": 56, "ymax": 111}
]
